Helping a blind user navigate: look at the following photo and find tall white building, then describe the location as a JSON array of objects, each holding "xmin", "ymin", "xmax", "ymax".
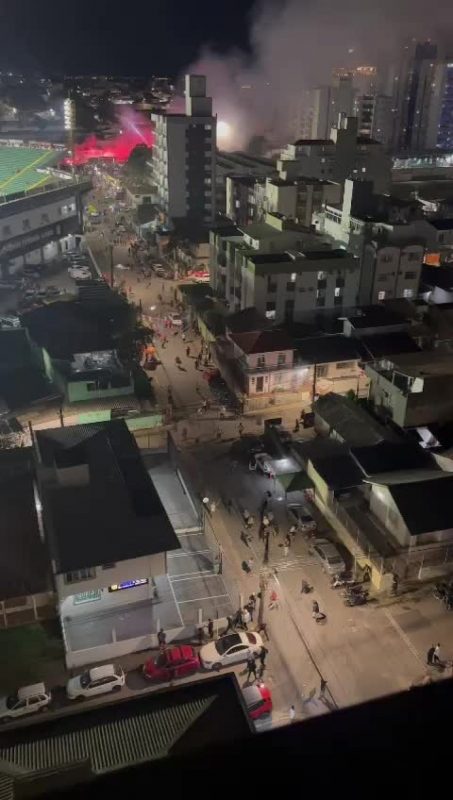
[
  {"xmin": 151, "ymin": 75, "xmax": 216, "ymax": 227},
  {"xmin": 310, "ymin": 76, "xmax": 355, "ymax": 139},
  {"xmin": 357, "ymin": 94, "xmax": 393, "ymax": 146}
]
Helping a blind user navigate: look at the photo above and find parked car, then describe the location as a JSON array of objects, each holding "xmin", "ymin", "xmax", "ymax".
[
  {"xmin": 143, "ymin": 646, "xmax": 199, "ymax": 682},
  {"xmin": 0, "ymin": 683, "xmax": 51, "ymax": 722},
  {"xmin": 242, "ymin": 683, "xmax": 273, "ymax": 720},
  {"xmin": 312, "ymin": 538, "xmax": 346, "ymax": 576},
  {"xmin": 66, "ymin": 664, "xmax": 125, "ymax": 700},
  {"xmin": 167, "ymin": 311, "xmax": 183, "ymax": 327},
  {"xmin": 249, "ymin": 452, "xmax": 274, "ymax": 475},
  {"xmin": 288, "ymin": 505, "xmax": 317, "ymax": 532},
  {"xmin": 200, "ymin": 631, "xmax": 263, "ymax": 670}
]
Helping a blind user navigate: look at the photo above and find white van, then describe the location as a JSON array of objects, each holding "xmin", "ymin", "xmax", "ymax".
[{"xmin": 0, "ymin": 682, "xmax": 51, "ymax": 722}]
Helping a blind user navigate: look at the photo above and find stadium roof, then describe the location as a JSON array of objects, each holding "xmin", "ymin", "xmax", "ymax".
[{"xmin": 0, "ymin": 146, "xmax": 59, "ymax": 199}]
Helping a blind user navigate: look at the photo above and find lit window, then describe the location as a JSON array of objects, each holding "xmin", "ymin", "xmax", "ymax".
[
  {"xmin": 290, "ymin": 272, "xmax": 296, "ymax": 282},
  {"xmin": 403, "ymin": 289, "xmax": 413, "ymax": 298},
  {"xmin": 334, "ymin": 287, "xmax": 341, "ymax": 297},
  {"xmin": 378, "ymin": 290, "xmax": 386, "ymax": 300},
  {"xmin": 317, "ymin": 271, "xmax": 326, "ymax": 280}
]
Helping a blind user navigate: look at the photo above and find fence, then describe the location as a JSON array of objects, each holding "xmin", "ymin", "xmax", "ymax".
[{"xmin": 0, "ymin": 592, "xmax": 56, "ymax": 628}]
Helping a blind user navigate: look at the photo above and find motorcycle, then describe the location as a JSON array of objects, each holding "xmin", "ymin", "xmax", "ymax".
[
  {"xmin": 341, "ymin": 584, "xmax": 367, "ymax": 599},
  {"xmin": 301, "ymin": 580, "xmax": 313, "ymax": 594},
  {"xmin": 344, "ymin": 592, "xmax": 368, "ymax": 606},
  {"xmin": 331, "ymin": 575, "xmax": 358, "ymax": 589}
]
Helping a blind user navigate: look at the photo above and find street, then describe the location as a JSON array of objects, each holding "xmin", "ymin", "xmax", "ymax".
[{"xmin": 5, "ymin": 162, "xmax": 452, "ymax": 733}]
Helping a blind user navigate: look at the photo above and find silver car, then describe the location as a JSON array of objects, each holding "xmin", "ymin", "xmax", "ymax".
[{"xmin": 312, "ymin": 538, "xmax": 346, "ymax": 576}]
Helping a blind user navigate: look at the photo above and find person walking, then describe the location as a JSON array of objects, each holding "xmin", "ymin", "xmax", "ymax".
[
  {"xmin": 224, "ymin": 615, "xmax": 235, "ymax": 634},
  {"xmin": 210, "ymin": 500, "xmax": 217, "ymax": 515},
  {"xmin": 259, "ymin": 645, "xmax": 268, "ymax": 671},
  {"xmin": 289, "ymin": 705, "xmax": 296, "ymax": 722},
  {"xmin": 433, "ymin": 643, "xmax": 442, "ymax": 664},
  {"xmin": 157, "ymin": 628, "xmax": 166, "ymax": 650},
  {"xmin": 257, "ymin": 621, "xmax": 269, "ymax": 641},
  {"xmin": 427, "ymin": 645, "xmax": 435, "ymax": 665},
  {"xmin": 242, "ymin": 607, "xmax": 251, "ymax": 628},
  {"xmin": 312, "ymin": 600, "xmax": 320, "ymax": 616},
  {"xmin": 238, "ymin": 422, "xmax": 244, "ymax": 437},
  {"xmin": 207, "ymin": 618, "xmax": 214, "ymax": 639},
  {"xmin": 246, "ymin": 654, "xmax": 257, "ymax": 682},
  {"xmin": 319, "ymin": 678, "xmax": 328, "ymax": 699},
  {"xmin": 186, "ymin": 346, "xmax": 191, "ymax": 357}
]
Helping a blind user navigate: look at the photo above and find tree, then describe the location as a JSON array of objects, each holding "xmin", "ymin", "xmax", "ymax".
[{"xmin": 124, "ymin": 144, "xmax": 152, "ymax": 177}]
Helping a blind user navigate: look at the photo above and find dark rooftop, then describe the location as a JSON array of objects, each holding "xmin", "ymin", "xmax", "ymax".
[
  {"xmin": 346, "ymin": 307, "xmax": 408, "ymax": 330},
  {"xmin": 314, "ymin": 392, "xmax": 400, "ymax": 446},
  {"xmin": 0, "ymin": 329, "xmax": 31, "ymax": 370},
  {"xmin": 384, "ymin": 474, "xmax": 453, "ymax": 535},
  {"xmin": 360, "ymin": 333, "xmax": 420, "ymax": 359},
  {"xmin": 294, "ymin": 138, "xmax": 333, "ymax": 146},
  {"xmin": 356, "ymin": 136, "xmax": 380, "ymax": 145},
  {"xmin": 36, "ymin": 420, "xmax": 179, "ymax": 573},
  {"xmin": 310, "ymin": 451, "xmax": 363, "ymax": 491},
  {"xmin": 0, "ymin": 449, "xmax": 50, "ymax": 600},
  {"xmin": 351, "ymin": 441, "xmax": 435, "ymax": 476},
  {"xmin": 230, "ymin": 328, "xmax": 294, "ymax": 355},
  {"xmin": 248, "ymin": 252, "xmax": 293, "ymax": 264},
  {"xmin": 301, "ymin": 249, "xmax": 350, "ymax": 260},
  {"xmin": 429, "ymin": 218, "xmax": 453, "ymax": 230},
  {"xmin": 0, "ymin": 674, "xmax": 251, "ymax": 788},
  {"xmin": 226, "ymin": 307, "xmax": 272, "ymax": 333},
  {"xmin": 296, "ymin": 335, "xmax": 364, "ymax": 365}
]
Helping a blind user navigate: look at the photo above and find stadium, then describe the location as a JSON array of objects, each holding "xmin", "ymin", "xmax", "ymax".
[{"xmin": 0, "ymin": 140, "xmax": 91, "ymax": 278}]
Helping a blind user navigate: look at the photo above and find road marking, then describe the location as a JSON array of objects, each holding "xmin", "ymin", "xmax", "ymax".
[
  {"xmin": 176, "ymin": 593, "xmax": 230, "ymax": 604},
  {"xmin": 169, "ymin": 571, "xmax": 219, "ymax": 582},
  {"xmin": 167, "ymin": 571, "xmax": 184, "ymax": 626},
  {"xmin": 383, "ymin": 608, "xmax": 425, "ymax": 666}
]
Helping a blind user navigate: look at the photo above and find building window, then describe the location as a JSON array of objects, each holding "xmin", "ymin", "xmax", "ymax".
[
  {"xmin": 267, "ymin": 275, "xmax": 277, "ymax": 293},
  {"xmin": 277, "ymin": 353, "xmax": 286, "ymax": 366},
  {"xmin": 378, "ymin": 290, "xmax": 386, "ymax": 300},
  {"xmin": 41, "ymin": 213, "xmax": 50, "ymax": 224},
  {"xmin": 334, "ymin": 287, "xmax": 342, "ymax": 297},
  {"xmin": 317, "ymin": 271, "xmax": 326, "ymax": 280},
  {"xmin": 336, "ymin": 361, "xmax": 352, "ymax": 370},
  {"xmin": 377, "ymin": 274, "xmax": 388, "ymax": 282},
  {"xmin": 22, "ymin": 218, "xmax": 30, "ymax": 231},
  {"xmin": 2, "ymin": 225, "xmax": 11, "ymax": 237},
  {"xmin": 316, "ymin": 296, "xmax": 326, "ymax": 307},
  {"xmin": 285, "ymin": 299, "xmax": 295, "ymax": 319},
  {"xmin": 257, "ymin": 355, "xmax": 265, "ymax": 368},
  {"xmin": 336, "ymin": 277, "xmax": 345, "ymax": 288},
  {"xmin": 290, "ymin": 272, "xmax": 296, "ymax": 282},
  {"xmin": 86, "ymin": 382, "xmax": 97, "ymax": 391},
  {"xmin": 64, "ymin": 567, "xmax": 96, "ymax": 584},
  {"xmin": 286, "ymin": 282, "xmax": 295, "ymax": 292},
  {"xmin": 334, "ymin": 295, "xmax": 342, "ymax": 306},
  {"xmin": 265, "ymin": 302, "xmax": 276, "ymax": 320},
  {"xmin": 403, "ymin": 288, "xmax": 413, "ymax": 298},
  {"xmin": 380, "ymin": 254, "xmax": 392, "ymax": 263},
  {"xmin": 404, "ymin": 270, "xmax": 417, "ymax": 279},
  {"xmin": 407, "ymin": 252, "xmax": 419, "ymax": 261},
  {"xmin": 316, "ymin": 364, "xmax": 328, "ymax": 377}
]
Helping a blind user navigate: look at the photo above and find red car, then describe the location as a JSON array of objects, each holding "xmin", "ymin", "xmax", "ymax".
[
  {"xmin": 142, "ymin": 646, "xmax": 200, "ymax": 682},
  {"xmin": 242, "ymin": 683, "xmax": 273, "ymax": 720}
]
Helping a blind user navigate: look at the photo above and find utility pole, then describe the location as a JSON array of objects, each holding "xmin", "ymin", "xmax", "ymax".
[{"xmin": 109, "ymin": 243, "xmax": 114, "ymax": 288}]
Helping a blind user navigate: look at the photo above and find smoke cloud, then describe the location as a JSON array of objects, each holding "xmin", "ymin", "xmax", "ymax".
[{"xmin": 182, "ymin": 0, "xmax": 453, "ymax": 149}]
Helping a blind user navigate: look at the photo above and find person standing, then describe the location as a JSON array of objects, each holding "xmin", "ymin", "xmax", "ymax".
[
  {"xmin": 257, "ymin": 621, "xmax": 269, "ymax": 641},
  {"xmin": 289, "ymin": 705, "xmax": 296, "ymax": 722},
  {"xmin": 427, "ymin": 645, "xmax": 435, "ymax": 665},
  {"xmin": 259, "ymin": 645, "xmax": 268, "ymax": 671},
  {"xmin": 433, "ymin": 643, "xmax": 442, "ymax": 664},
  {"xmin": 210, "ymin": 500, "xmax": 217, "ymax": 515},
  {"xmin": 207, "ymin": 618, "xmax": 214, "ymax": 639},
  {"xmin": 312, "ymin": 600, "xmax": 320, "ymax": 616},
  {"xmin": 238, "ymin": 422, "xmax": 244, "ymax": 437},
  {"xmin": 242, "ymin": 607, "xmax": 251, "ymax": 628},
  {"xmin": 319, "ymin": 678, "xmax": 328, "ymax": 699},
  {"xmin": 224, "ymin": 615, "xmax": 235, "ymax": 634},
  {"xmin": 246, "ymin": 654, "xmax": 257, "ymax": 682},
  {"xmin": 157, "ymin": 628, "xmax": 166, "ymax": 650}
]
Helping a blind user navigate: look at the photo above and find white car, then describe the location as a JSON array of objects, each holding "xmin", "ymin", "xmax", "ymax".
[
  {"xmin": 69, "ymin": 270, "xmax": 91, "ymax": 281},
  {"xmin": 0, "ymin": 683, "xmax": 51, "ymax": 722},
  {"xmin": 249, "ymin": 452, "xmax": 273, "ymax": 475},
  {"xmin": 66, "ymin": 664, "xmax": 125, "ymax": 700},
  {"xmin": 168, "ymin": 311, "xmax": 183, "ymax": 327},
  {"xmin": 288, "ymin": 505, "xmax": 317, "ymax": 532},
  {"xmin": 312, "ymin": 538, "xmax": 346, "ymax": 576},
  {"xmin": 200, "ymin": 631, "xmax": 263, "ymax": 670}
]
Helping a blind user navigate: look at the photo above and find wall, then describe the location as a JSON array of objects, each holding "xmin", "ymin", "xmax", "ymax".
[
  {"xmin": 55, "ymin": 552, "xmax": 166, "ymax": 603},
  {"xmin": 369, "ymin": 483, "xmax": 410, "ymax": 547},
  {"xmin": 306, "ymin": 459, "xmax": 331, "ymax": 504},
  {"xmin": 66, "ymin": 378, "xmax": 133, "ymax": 403}
]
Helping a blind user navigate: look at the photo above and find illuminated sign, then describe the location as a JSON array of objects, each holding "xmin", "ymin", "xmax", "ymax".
[{"xmin": 108, "ymin": 578, "xmax": 148, "ymax": 592}]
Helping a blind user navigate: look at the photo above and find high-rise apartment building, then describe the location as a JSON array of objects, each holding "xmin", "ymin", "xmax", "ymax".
[
  {"xmin": 391, "ymin": 40, "xmax": 438, "ymax": 151},
  {"xmin": 357, "ymin": 94, "xmax": 393, "ymax": 146},
  {"xmin": 151, "ymin": 75, "xmax": 216, "ymax": 227},
  {"xmin": 310, "ymin": 76, "xmax": 355, "ymax": 139}
]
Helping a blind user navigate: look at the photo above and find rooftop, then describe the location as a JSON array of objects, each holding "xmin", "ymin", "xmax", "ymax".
[
  {"xmin": 346, "ymin": 307, "xmax": 408, "ymax": 330},
  {"xmin": 379, "ymin": 474, "xmax": 453, "ymax": 536},
  {"xmin": 428, "ymin": 218, "xmax": 453, "ymax": 230},
  {"xmin": 36, "ymin": 420, "xmax": 179, "ymax": 573},
  {"xmin": 351, "ymin": 441, "xmax": 435, "ymax": 476},
  {"xmin": 293, "ymin": 138, "xmax": 334, "ymax": 146},
  {"xmin": 247, "ymin": 252, "xmax": 293, "ymax": 265},
  {"xmin": 376, "ymin": 351, "xmax": 453, "ymax": 379},
  {"xmin": 296, "ymin": 334, "xmax": 364, "ymax": 365},
  {"xmin": 359, "ymin": 333, "xmax": 420, "ymax": 359},
  {"xmin": 226, "ymin": 307, "xmax": 271, "ymax": 334},
  {"xmin": 0, "ymin": 674, "xmax": 251, "ymax": 791},
  {"xmin": 0, "ymin": 449, "xmax": 50, "ymax": 600},
  {"xmin": 314, "ymin": 392, "xmax": 400, "ymax": 447},
  {"xmin": 69, "ymin": 350, "xmax": 127, "ymax": 381},
  {"xmin": 230, "ymin": 328, "xmax": 294, "ymax": 355}
]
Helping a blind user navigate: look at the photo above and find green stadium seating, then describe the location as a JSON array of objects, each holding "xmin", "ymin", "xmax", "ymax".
[{"xmin": 0, "ymin": 147, "xmax": 59, "ymax": 198}]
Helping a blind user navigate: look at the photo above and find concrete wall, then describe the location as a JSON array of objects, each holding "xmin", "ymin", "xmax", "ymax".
[
  {"xmin": 369, "ymin": 484, "xmax": 410, "ymax": 547},
  {"xmin": 67, "ymin": 379, "xmax": 133, "ymax": 403},
  {"xmin": 55, "ymin": 552, "xmax": 167, "ymax": 603}
]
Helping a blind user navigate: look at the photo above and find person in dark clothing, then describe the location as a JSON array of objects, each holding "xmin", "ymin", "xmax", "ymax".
[
  {"xmin": 257, "ymin": 621, "xmax": 269, "ymax": 641},
  {"xmin": 157, "ymin": 628, "xmax": 166, "ymax": 649},
  {"xmin": 246, "ymin": 654, "xmax": 257, "ymax": 682},
  {"xmin": 224, "ymin": 615, "xmax": 235, "ymax": 634},
  {"xmin": 207, "ymin": 618, "xmax": 214, "ymax": 639},
  {"xmin": 259, "ymin": 646, "xmax": 268, "ymax": 669},
  {"xmin": 312, "ymin": 600, "xmax": 320, "ymax": 616},
  {"xmin": 427, "ymin": 645, "xmax": 435, "ymax": 665}
]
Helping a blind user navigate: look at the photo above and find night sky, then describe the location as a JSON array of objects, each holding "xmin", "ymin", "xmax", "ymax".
[{"xmin": 0, "ymin": 0, "xmax": 257, "ymax": 76}]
